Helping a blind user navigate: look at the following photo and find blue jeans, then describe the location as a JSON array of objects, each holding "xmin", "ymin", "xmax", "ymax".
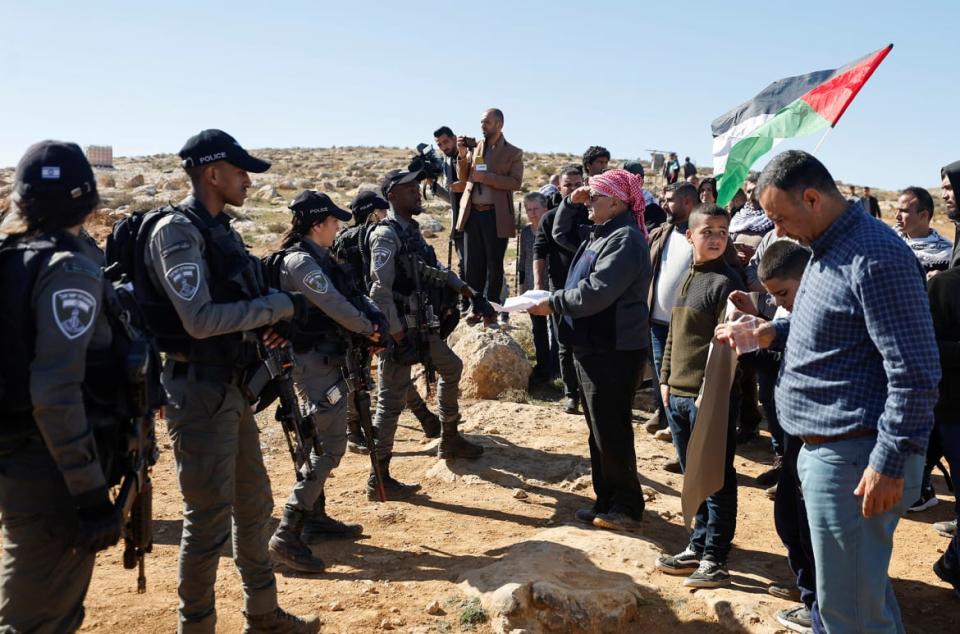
[
  {"xmin": 649, "ymin": 321, "xmax": 669, "ymax": 426},
  {"xmin": 937, "ymin": 424, "xmax": 960, "ymax": 571},
  {"xmin": 757, "ymin": 364, "xmax": 784, "ymax": 455},
  {"xmin": 666, "ymin": 393, "xmax": 739, "ymax": 562},
  {"xmin": 797, "ymin": 437, "xmax": 922, "ymax": 634}
]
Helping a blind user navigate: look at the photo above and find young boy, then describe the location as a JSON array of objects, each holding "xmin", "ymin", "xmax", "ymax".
[
  {"xmin": 743, "ymin": 240, "xmax": 820, "ymax": 633},
  {"xmin": 656, "ymin": 204, "xmax": 745, "ymax": 587}
]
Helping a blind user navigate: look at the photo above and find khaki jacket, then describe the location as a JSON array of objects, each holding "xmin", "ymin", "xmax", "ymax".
[{"xmin": 456, "ymin": 135, "xmax": 524, "ymax": 239}]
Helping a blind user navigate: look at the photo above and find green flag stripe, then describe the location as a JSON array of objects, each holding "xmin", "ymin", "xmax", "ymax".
[{"xmin": 716, "ymin": 98, "xmax": 831, "ymax": 207}]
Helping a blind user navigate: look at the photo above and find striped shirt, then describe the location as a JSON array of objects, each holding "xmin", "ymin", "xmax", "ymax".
[{"xmin": 773, "ymin": 201, "xmax": 941, "ymax": 478}]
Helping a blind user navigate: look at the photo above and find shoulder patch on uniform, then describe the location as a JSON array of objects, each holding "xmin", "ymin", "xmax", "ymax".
[
  {"xmin": 303, "ymin": 269, "xmax": 329, "ymax": 294},
  {"xmin": 61, "ymin": 258, "xmax": 102, "ymax": 280},
  {"xmin": 161, "ymin": 240, "xmax": 191, "ymax": 258},
  {"xmin": 373, "ymin": 247, "xmax": 392, "ymax": 271},
  {"xmin": 165, "ymin": 262, "xmax": 201, "ymax": 301},
  {"xmin": 52, "ymin": 289, "xmax": 97, "ymax": 340}
]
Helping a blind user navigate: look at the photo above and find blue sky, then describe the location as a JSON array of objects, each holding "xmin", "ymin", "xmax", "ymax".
[{"xmin": 1, "ymin": 1, "xmax": 957, "ymax": 189}]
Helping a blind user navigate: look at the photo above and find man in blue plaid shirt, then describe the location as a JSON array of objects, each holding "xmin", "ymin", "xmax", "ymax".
[{"xmin": 717, "ymin": 151, "xmax": 940, "ymax": 634}]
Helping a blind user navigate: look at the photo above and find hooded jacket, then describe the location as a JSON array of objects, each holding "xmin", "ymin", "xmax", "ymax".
[{"xmin": 942, "ymin": 160, "xmax": 960, "ymax": 269}]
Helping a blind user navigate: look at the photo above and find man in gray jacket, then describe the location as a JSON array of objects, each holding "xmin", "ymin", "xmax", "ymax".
[{"xmin": 530, "ymin": 168, "xmax": 652, "ymax": 533}]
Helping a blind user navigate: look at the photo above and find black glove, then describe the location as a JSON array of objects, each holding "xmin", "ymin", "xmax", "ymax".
[
  {"xmin": 284, "ymin": 292, "xmax": 311, "ymax": 325},
  {"xmin": 368, "ymin": 310, "xmax": 391, "ymax": 341},
  {"xmin": 74, "ymin": 489, "xmax": 121, "ymax": 554},
  {"xmin": 471, "ymin": 293, "xmax": 497, "ymax": 320}
]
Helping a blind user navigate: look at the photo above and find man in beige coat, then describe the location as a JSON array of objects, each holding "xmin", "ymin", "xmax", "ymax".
[{"xmin": 456, "ymin": 108, "xmax": 524, "ymax": 304}]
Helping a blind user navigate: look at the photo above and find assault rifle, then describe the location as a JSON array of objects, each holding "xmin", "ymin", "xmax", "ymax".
[
  {"xmin": 105, "ymin": 283, "xmax": 162, "ymax": 594},
  {"xmin": 343, "ymin": 333, "xmax": 386, "ymax": 502},
  {"xmin": 244, "ymin": 341, "xmax": 316, "ymax": 482}
]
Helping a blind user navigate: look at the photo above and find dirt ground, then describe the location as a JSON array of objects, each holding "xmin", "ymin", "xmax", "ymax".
[{"xmin": 71, "ymin": 377, "xmax": 960, "ymax": 633}]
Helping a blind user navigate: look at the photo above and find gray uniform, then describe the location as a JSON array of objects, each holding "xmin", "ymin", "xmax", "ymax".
[
  {"xmin": 0, "ymin": 238, "xmax": 111, "ymax": 633},
  {"xmin": 278, "ymin": 244, "xmax": 373, "ymax": 510},
  {"xmin": 144, "ymin": 197, "xmax": 294, "ymax": 633},
  {"xmin": 367, "ymin": 214, "xmax": 464, "ymax": 460}
]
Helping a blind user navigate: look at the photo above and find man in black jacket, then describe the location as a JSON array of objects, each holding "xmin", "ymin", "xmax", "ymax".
[
  {"xmin": 928, "ymin": 261, "xmax": 960, "ymax": 598},
  {"xmin": 942, "ymin": 161, "xmax": 960, "ymax": 269},
  {"xmin": 533, "ymin": 165, "xmax": 587, "ymax": 413}
]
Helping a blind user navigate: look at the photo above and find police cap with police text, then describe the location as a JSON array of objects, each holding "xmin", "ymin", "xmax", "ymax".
[
  {"xmin": 380, "ymin": 168, "xmax": 424, "ymax": 198},
  {"xmin": 14, "ymin": 140, "xmax": 98, "ymax": 205},
  {"xmin": 288, "ymin": 190, "xmax": 352, "ymax": 222},
  {"xmin": 350, "ymin": 190, "xmax": 389, "ymax": 217},
  {"xmin": 178, "ymin": 129, "xmax": 271, "ymax": 173}
]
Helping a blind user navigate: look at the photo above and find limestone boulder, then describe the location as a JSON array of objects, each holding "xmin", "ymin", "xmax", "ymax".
[
  {"xmin": 458, "ymin": 526, "xmax": 659, "ymax": 633},
  {"xmin": 123, "ymin": 174, "xmax": 145, "ymax": 188},
  {"xmin": 449, "ymin": 323, "xmax": 532, "ymax": 399}
]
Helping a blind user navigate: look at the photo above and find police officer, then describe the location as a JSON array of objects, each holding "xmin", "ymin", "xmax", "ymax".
[
  {"xmin": 144, "ymin": 130, "xmax": 319, "ymax": 633},
  {"xmin": 365, "ymin": 167, "xmax": 489, "ymax": 500},
  {"xmin": 341, "ymin": 190, "xmax": 442, "ymax": 452},
  {"xmin": 0, "ymin": 141, "xmax": 122, "ymax": 632},
  {"xmin": 266, "ymin": 190, "xmax": 387, "ymax": 572}
]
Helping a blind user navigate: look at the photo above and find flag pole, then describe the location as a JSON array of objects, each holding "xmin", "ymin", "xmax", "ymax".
[{"xmin": 812, "ymin": 126, "xmax": 833, "ymax": 155}]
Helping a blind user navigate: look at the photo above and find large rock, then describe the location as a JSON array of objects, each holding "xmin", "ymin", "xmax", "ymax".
[
  {"xmin": 449, "ymin": 323, "xmax": 532, "ymax": 399},
  {"xmin": 253, "ymin": 184, "xmax": 280, "ymax": 201},
  {"xmin": 458, "ymin": 526, "xmax": 659, "ymax": 633},
  {"xmin": 417, "ymin": 214, "xmax": 444, "ymax": 233},
  {"xmin": 123, "ymin": 174, "xmax": 144, "ymax": 188}
]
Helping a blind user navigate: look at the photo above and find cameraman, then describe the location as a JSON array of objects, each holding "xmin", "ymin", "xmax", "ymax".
[
  {"xmin": 455, "ymin": 108, "xmax": 524, "ymax": 305},
  {"xmin": 433, "ymin": 127, "xmax": 465, "ymax": 256}
]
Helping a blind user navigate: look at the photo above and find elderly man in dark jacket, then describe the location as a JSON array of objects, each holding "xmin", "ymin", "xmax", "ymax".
[{"xmin": 530, "ymin": 169, "xmax": 652, "ymax": 533}]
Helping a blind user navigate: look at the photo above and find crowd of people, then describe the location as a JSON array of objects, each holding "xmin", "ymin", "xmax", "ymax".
[{"xmin": 0, "ymin": 107, "xmax": 958, "ymax": 634}]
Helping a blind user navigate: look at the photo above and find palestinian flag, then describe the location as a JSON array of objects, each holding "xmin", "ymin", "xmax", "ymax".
[{"xmin": 713, "ymin": 44, "xmax": 893, "ymax": 206}]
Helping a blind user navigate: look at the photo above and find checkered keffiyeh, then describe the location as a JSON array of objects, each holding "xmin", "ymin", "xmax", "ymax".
[{"xmin": 590, "ymin": 169, "xmax": 647, "ymax": 235}]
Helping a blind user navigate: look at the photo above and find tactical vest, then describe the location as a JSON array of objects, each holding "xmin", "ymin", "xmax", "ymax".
[
  {"xmin": 122, "ymin": 206, "xmax": 264, "ymax": 365},
  {"xmin": 0, "ymin": 232, "xmax": 160, "ymax": 438},
  {"xmin": 372, "ymin": 218, "xmax": 460, "ymax": 337},
  {"xmin": 266, "ymin": 240, "xmax": 354, "ymax": 355}
]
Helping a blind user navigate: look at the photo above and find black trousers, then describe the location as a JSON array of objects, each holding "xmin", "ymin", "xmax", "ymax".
[
  {"xmin": 529, "ymin": 314, "xmax": 558, "ymax": 377},
  {"xmin": 574, "ymin": 348, "xmax": 646, "ymax": 518},
  {"xmin": 464, "ymin": 208, "xmax": 507, "ymax": 299},
  {"xmin": 774, "ymin": 433, "xmax": 818, "ymax": 612},
  {"xmin": 550, "ymin": 312, "xmax": 578, "ymax": 400}
]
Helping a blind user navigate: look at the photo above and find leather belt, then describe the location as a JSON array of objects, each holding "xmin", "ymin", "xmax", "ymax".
[
  {"xmin": 800, "ymin": 428, "xmax": 876, "ymax": 446},
  {"xmin": 168, "ymin": 360, "xmax": 245, "ymax": 385},
  {"xmin": 472, "ymin": 203, "xmax": 495, "ymax": 212}
]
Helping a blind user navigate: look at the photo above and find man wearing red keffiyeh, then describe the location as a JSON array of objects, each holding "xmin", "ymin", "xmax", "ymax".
[{"xmin": 589, "ymin": 169, "xmax": 648, "ymax": 237}]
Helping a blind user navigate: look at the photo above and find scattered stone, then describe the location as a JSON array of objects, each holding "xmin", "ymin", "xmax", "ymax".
[
  {"xmin": 426, "ymin": 600, "xmax": 443, "ymax": 616},
  {"xmin": 329, "ymin": 601, "xmax": 345, "ymax": 611},
  {"xmin": 449, "ymin": 323, "xmax": 532, "ymax": 399},
  {"xmin": 124, "ymin": 174, "xmax": 145, "ymax": 188},
  {"xmin": 641, "ymin": 486, "xmax": 657, "ymax": 502},
  {"xmin": 513, "ymin": 489, "xmax": 529, "ymax": 500},
  {"xmin": 97, "ymin": 174, "xmax": 116, "ymax": 188}
]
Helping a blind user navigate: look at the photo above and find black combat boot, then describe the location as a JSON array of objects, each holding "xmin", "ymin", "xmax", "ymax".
[
  {"xmin": 267, "ymin": 505, "xmax": 326, "ymax": 574},
  {"xmin": 301, "ymin": 494, "xmax": 363, "ymax": 543},
  {"xmin": 437, "ymin": 416, "xmax": 484, "ymax": 459},
  {"xmin": 346, "ymin": 415, "xmax": 369, "ymax": 454},
  {"xmin": 242, "ymin": 607, "xmax": 321, "ymax": 634},
  {"xmin": 410, "ymin": 401, "xmax": 441, "ymax": 438},
  {"xmin": 366, "ymin": 455, "xmax": 420, "ymax": 501}
]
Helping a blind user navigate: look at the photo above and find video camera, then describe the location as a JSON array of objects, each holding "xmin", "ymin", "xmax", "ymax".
[{"xmin": 409, "ymin": 143, "xmax": 445, "ymax": 181}]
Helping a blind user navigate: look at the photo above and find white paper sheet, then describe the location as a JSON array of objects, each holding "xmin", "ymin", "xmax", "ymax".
[{"xmin": 489, "ymin": 290, "xmax": 552, "ymax": 313}]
